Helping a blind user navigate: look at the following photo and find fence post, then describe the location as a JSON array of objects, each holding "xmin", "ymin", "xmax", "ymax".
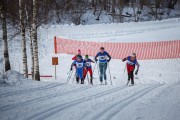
[{"xmin": 54, "ymin": 36, "xmax": 57, "ymax": 54}]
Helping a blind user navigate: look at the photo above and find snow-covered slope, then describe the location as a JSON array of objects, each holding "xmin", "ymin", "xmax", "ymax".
[
  {"xmin": 0, "ymin": 18, "xmax": 180, "ymax": 120},
  {"xmin": 45, "ymin": 18, "xmax": 180, "ymax": 42}
]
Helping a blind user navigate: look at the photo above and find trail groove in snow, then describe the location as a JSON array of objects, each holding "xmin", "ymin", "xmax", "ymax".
[
  {"xmin": 25, "ymin": 85, "xmax": 129, "ymax": 120},
  {"xmin": 0, "ymin": 83, "xmax": 64, "ymax": 98},
  {"xmin": 91, "ymin": 84, "xmax": 164, "ymax": 120},
  {"xmin": 0, "ymin": 85, "xmax": 98, "ymax": 111}
]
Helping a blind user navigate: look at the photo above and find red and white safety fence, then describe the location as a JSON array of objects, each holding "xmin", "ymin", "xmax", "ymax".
[{"xmin": 54, "ymin": 36, "xmax": 180, "ymax": 60}]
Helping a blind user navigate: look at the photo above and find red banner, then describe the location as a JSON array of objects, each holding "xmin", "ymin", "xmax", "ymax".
[{"xmin": 54, "ymin": 37, "xmax": 180, "ymax": 59}]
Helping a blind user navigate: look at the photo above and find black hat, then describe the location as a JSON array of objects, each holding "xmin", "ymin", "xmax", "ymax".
[
  {"xmin": 77, "ymin": 55, "xmax": 82, "ymax": 59},
  {"xmin": 100, "ymin": 47, "xmax": 105, "ymax": 50}
]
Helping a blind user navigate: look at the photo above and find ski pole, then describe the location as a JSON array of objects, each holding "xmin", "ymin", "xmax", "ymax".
[
  {"xmin": 126, "ymin": 80, "xmax": 130, "ymax": 86},
  {"xmin": 92, "ymin": 62, "xmax": 97, "ymax": 75},
  {"xmin": 91, "ymin": 62, "xmax": 97, "ymax": 81},
  {"xmin": 123, "ymin": 64, "xmax": 126, "ymax": 81},
  {"xmin": 108, "ymin": 63, "xmax": 112, "ymax": 85},
  {"xmin": 66, "ymin": 69, "xmax": 73, "ymax": 83},
  {"xmin": 123, "ymin": 64, "xmax": 129, "ymax": 86},
  {"xmin": 72, "ymin": 72, "xmax": 76, "ymax": 84},
  {"xmin": 97, "ymin": 62, "xmax": 100, "ymax": 75},
  {"xmin": 85, "ymin": 69, "xmax": 90, "ymax": 84},
  {"xmin": 66, "ymin": 70, "xmax": 71, "ymax": 83}
]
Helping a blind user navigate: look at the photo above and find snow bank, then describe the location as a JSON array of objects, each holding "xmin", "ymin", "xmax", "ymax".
[{"xmin": 0, "ymin": 70, "xmax": 29, "ymax": 85}]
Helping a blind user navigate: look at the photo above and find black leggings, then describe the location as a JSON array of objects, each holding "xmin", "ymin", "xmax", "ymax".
[
  {"xmin": 76, "ymin": 77, "xmax": 84, "ymax": 84},
  {"xmin": 128, "ymin": 71, "xmax": 134, "ymax": 85}
]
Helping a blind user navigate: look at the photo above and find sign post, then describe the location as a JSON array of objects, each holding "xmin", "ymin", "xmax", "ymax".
[{"xmin": 52, "ymin": 57, "xmax": 58, "ymax": 79}]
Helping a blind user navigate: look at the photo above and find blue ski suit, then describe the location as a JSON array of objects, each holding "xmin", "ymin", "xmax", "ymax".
[{"xmin": 71, "ymin": 60, "xmax": 85, "ymax": 79}]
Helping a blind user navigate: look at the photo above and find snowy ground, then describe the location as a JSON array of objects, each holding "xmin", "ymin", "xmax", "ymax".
[{"xmin": 0, "ymin": 18, "xmax": 180, "ymax": 120}]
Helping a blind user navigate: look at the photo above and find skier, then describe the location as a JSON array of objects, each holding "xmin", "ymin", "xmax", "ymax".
[
  {"xmin": 95, "ymin": 47, "xmax": 111, "ymax": 85},
  {"xmin": 83, "ymin": 55, "xmax": 95, "ymax": 85},
  {"xmin": 70, "ymin": 55, "xmax": 85, "ymax": 84},
  {"xmin": 72, "ymin": 49, "xmax": 82, "ymax": 60},
  {"xmin": 122, "ymin": 53, "xmax": 140, "ymax": 86}
]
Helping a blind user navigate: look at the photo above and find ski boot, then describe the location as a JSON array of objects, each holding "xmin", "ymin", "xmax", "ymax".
[
  {"xmin": 90, "ymin": 76, "xmax": 93, "ymax": 85},
  {"xmin": 81, "ymin": 79, "xmax": 84, "ymax": 84},
  {"xmin": 100, "ymin": 81, "xmax": 103, "ymax": 85},
  {"xmin": 105, "ymin": 80, "xmax": 107, "ymax": 85},
  {"xmin": 76, "ymin": 77, "xmax": 79, "ymax": 84}
]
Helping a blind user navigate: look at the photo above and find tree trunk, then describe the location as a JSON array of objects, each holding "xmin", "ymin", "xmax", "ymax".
[
  {"xmin": 92, "ymin": 0, "xmax": 95, "ymax": 7},
  {"xmin": 32, "ymin": 0, "xmax": 40, "ymax": 81},
  {"xmin": 93, "ymin": 0, "xmax": 98, "ymax": 15},
  {"xmin": 19, "ymin": 0, "xmax": 28, "ymax": 78},
  {"xmin": 0, "ymin": 0, "xmax": 11, "ymax": 72},
  {"xmin": 30, "ymin": 32, "xmax": 34, "ymax": 80},
  {"xmin": 112, "ymin": 0, "xmax": 116, "ymax": 13},
  {"xmin": 54, "ymin": 1, "xmax": 61, "ymax": 23},
  {"xmin": 103, "ymin": 0, "xmax": 107, "ymax": 10},
  {"xmin": 118, "ymin": 0, "xmax": 124, "ymax": 23},
  {"xmin": 25, "ymin": 3, "xmax": 34, "ymax": 80}
]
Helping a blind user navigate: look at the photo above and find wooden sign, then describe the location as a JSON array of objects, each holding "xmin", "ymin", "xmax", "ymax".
[{"xmin": 52, "ymin": 57, "xmax": 58, "ymax": 65}]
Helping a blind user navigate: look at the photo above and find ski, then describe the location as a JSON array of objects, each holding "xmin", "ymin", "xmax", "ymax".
[{"xmin": 126, "ymin": 80, "xmax": 130, "ymax": 86}]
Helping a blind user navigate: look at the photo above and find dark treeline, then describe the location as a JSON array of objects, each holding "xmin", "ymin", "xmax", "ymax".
[{"xmin": 2, "ymin": 0, "xmax": 180, "ymax": 26}]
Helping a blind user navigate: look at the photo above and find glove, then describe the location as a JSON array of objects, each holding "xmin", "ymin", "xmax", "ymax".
[
  {"xmin": 70, "ymin": 67, "xmax": 73, "ymax": 71},
  {"xmin": 135, "ymin": 70, "xmax": 138, "ymax": 75},
  {"xmin": 95, "ymin": 59, "xmax": 98, "ymax": 62},
  {"xmin": 107, "ymin": 60, "xmax": 110, "ymax": 62},
  {"xmin": 122, "ymin": 58, "xmax": 126, "ymax": 62}
]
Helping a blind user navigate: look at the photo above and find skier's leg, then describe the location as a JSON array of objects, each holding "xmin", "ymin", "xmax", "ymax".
[
  {"xmin": 81, "ymin": 79, "xmax": 84, "ymax": 84},
  {"xmin": 89, "ymin": 68, "xmax": 93, "ymax": 85},
  {"xmin": 83, "ymin": 68, "xmax": 87, "ymax": 80},
  {"xmin": 130, "ymin": 71, "xmax": 134, "ymax": 85},
  {"xmin": 75, "ymin": 71, "xmax": 78, "ymax": 84},
  {"xmin": 99, "ymin": 62, "xmax": 103, "ymax": 82},
  {"xmin": 103, "ymin": 63, "xmax": 107, "ymax": 80},
  {"xmin": 89, "ymin": 68, "xmax": 93, "ymax": 76},
  {"xmin": 76, "ymin": 76, "xmax": 79, "ymax": 84},
  {"xmin": 128, "ymin": 74, "xmax": 131, "ymax": 81},
  {"xmin": 127, "ymin": 64, "xmax": 131, "ymax": 81},
  {"xmin": 80, "ymin": 69, "xmax": 84, "ymax": 84}
]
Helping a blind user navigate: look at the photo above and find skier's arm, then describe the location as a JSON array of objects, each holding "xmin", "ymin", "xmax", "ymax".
[
  {"xmin": 94, "ymin": 53, "xmax": 99, "ymax": 62},
  {"xmin": 83, "ymin": 62, "xmax": 86, "ymax": 69},
  {"xmin": 70, "ymin": 61, "xmax": 75, "ymax": 70},
  {"xmin": 135, "ymin": 62, "xmax": 140, "ymax": 75},
  {"xmin": 90, "ymin": 59, "xmax": 95, "ymax": 63},
  {"xmin": 107, "ymin": 53, "xmax": 111, "ymax": 62},
  {"xmin": 72, "ymin": 55, "xmax": 77, "ymax": 60},
  {"xmin": 136, "ymin": 62, "xmax": 140, "ymax": 71},
  {"xmin": 122, "ymin": 57, "xmax": 127, "ymax": 62},
  {"xmin": 83, "ymin": 60, "xmax": 87, "ymax": 68}
]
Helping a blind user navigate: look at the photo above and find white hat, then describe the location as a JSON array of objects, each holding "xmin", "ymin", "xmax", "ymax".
[{"xmin": 131, "ymin": 53, "xmax": 136, "ymax": 57}]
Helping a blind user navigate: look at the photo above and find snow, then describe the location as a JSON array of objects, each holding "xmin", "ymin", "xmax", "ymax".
[
  {"xmin": 0, "ymin": 18, "xmax": 180, "ymax": 120},
  {"xmin": 0, "ymin": 70, "xmax": 30, "ymax": 85},
  {"xmin": 41, "ymin": 18, "xmax": 180, "ymax": 43}
]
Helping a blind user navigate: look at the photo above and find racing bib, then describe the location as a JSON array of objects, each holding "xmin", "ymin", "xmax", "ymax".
[
  {"xmin": 99, "ymin": 56, "xmax": 106, "ymax": 60},
  {"xmin": 127, "ymin": 60, "xmax": 135, "ymax": 65},
  {"xmin": 76, "ymin": 63, "xmax": 83, "ymax": 68},
  {"xmin": 86, "ymin": 62, "xmax": 91, "ymax": 67}
]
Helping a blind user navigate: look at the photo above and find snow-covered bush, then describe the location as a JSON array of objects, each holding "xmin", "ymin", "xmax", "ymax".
[{"xmin": 0, "ymin": 70, "xmax": 29, "ymax": 85}]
